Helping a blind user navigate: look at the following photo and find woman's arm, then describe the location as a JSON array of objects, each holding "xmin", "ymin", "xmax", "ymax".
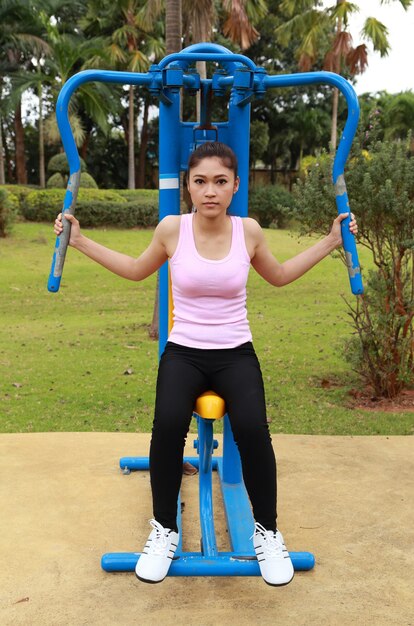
[
  {"xmin": 247, "ymin": 213, "xmax": 358, "ymax": 287},
  {"xmin": 54, "ymin": 213, "xmax": 174, "ymax": 282}
]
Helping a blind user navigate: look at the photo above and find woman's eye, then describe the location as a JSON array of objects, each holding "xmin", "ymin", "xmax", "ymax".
[
  {"xmin": 194, "ymin": 179, "xmax": 204, "ymax": 184},
  {"xmin": 217, "ymin": 179, "xmax": 228, "ymax": 185}
]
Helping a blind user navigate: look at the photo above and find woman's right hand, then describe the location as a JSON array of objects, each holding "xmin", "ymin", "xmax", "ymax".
[{"xmin": 54, "ymin": 213, "xmax": 81, "ymax": 247}]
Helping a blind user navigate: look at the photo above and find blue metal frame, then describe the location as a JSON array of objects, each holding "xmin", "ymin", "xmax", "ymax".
[
  {"xmin": 48, "ymin": 42, "xmax": 364, "ymax": 578},
  {"xmin": 101, "ymin": 414, "xmax": 315, "ymax": 575}
]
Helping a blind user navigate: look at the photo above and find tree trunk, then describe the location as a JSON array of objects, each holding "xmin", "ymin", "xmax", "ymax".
[
  {"xmin": 38, "ymin": 79, "xmax": 45, "ymax": 188},
  {"xmin": 14, "ymin": 100, "xmax": 27, "ymax": 184},
  {"xmin": 80, "ymin": 131, "xmax": 91, "ymax": 160},
  {"xmin": 330, "ymin": 87, "xmax": 339, "ymax": 151},
  {"xmin": 0, "ymin": 115, "xmax": 5, "ymax": 185},
  {"xmin": 166, "ymin": 0, "xmax": 182, "ymax": 55},
  {"xmin": 149, "ymin": 0, "xmax": 183, "ymax": 340},
  {"xmin": 0, "ymin": 80, "xmax": 4, "ymax": 184},
  {"xmin": 330, "ymin": 2, "xmax": 342, "ymax": 151},
  {"xmin": 128, "ymin": 85, "xmax": 135, "ymax": 189},
  {"xmin": 137, "ymin": 96, "xmax": 150, "ymax": 189}
]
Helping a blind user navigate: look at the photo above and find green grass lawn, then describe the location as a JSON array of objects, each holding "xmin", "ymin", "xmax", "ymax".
[{"xmin": 1, "ymin": 222, "xmax": 413, "ymax": 435}]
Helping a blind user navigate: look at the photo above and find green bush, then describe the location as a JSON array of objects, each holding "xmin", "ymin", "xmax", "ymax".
[
  {"xmin": 249, "ymin": 184, "xmax": 294, "ymax": 228},
  {"xmin": 294, "ymin": 136, "xmax": 414, "ymax": 398},
  {"xmin": 79, "ymin": 172, "xmax": 98, "ymax": 189},
  {"xmin": 22, "ymin": 188, "xmax": 125, "ymax": 222},
  {"xmin": 116, "ymin": 189, "xmax": 158, "ymax": 202},
  {"xmin": 46, "ymin": 173, "xmax": 66, "ymax": 189},
  {"xmin": 0, "ymin": 189, "xmax": 19, "ymax": 237},
  {"xmin": 47, "ymin": 171, "xmax": 98, "ymax": 189},
  {"xmin": 47, "ymin": 153, "xmax": 87, "ymax": 175},
  {"xmin": 1, "ymin": 184, "xmax": 35, "ymax": 213},
  {"xmin": 21, "ymin": 187, "xmax": 158, "ymax": 227},
  {"xmin": 75, "ymin": 200, "xmax": 158, "ymax": 228},
  {"xmin": 298, "ymin": 153, "xmax": 331, "ymax": 179}
]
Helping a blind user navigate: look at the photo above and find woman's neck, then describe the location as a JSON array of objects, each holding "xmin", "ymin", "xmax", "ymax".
[{"xmin": 193, "ymin": 210, "xmax": 230, "ymax": 234}]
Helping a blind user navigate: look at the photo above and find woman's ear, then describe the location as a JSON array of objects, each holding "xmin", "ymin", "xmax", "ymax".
[{"xmin": 233, "ymin": 176, "xmax": 240, "ymax": 194}]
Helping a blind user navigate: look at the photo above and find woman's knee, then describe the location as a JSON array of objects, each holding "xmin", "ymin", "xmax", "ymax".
[{"xmin": 230, "ymin": 416, "xmax": 272, "ymax": 449}]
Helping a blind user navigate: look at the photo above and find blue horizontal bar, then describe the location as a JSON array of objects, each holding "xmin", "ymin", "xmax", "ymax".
[
  {"xmin": 158, "ymin": 52, "xmax": 256, "ymax": 72},
  {"xmin": 101, "ymin": 551, "xmax": 315, "ymax": 574},
  {"xmin": 119, "ymin": 456, "xmax": 218, "ymax": 471}
]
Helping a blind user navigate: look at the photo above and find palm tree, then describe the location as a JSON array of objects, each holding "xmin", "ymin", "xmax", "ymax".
[
  {"xmin": 83, "ymin": 0, "xmax": 165, "ymax": 189},
  {"xmin": 140, "ymin": 0, "xmax": 268, "ymax": 55},
  {"xmin": 0, "ymin": 0, "xmax": 52, "ymax": 184},
  {"xmin": 148, "ymin": 0, "xmax": 182, "ymax": 338},
  {"xmin": 140, "ymin": 0, "xmax": 267, "ymax": 120},
  {"xmin": 0, "ymin": 80, "xmax": 6, "ymax": 184},
  {"xmin": 41, "ymin": 29, "xmax": 117, "ymax": 161},
  {"xmin": 383, "ymin": 91, "xmax": 414, "ymax": 140},
  {"xmin": 277, "ymin": 0, "xmax": 413, "ymax": 149},
  {"xmin": 165, "ymin": 0, "xmax": 182, "ymax": 54},
  {"xmin": 0, "ymin": 0, "xmax": 115, "ymax": 185}
]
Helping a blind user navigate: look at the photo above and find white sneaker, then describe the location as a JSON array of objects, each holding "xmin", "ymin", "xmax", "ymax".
[
  {"xmin": 251, "ymin": 522, "xmax": 294, "ymax": 586},
  {"xmin": 135, "ymin": 519, "xmax": 179, "ymax": 583}
]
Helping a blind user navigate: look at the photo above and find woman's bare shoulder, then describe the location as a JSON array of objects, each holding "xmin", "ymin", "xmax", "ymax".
[
  {"xmin": 242, "ymin": 216, "xmax": 263, "ymax": 240},
  {"xmin": 156, "ymin": 214, "xmax": 182, "ymax": 256},
  {"xmin": 241, "ymin": 217, "xmax": 264, "ymax": 258},
  {"xmin": 156, "ymin": 214, "xmax": 181, "ymax": 236},
  {"xmin": 159, "ymin": 214, "xmax": 181, "ymax": 228}
]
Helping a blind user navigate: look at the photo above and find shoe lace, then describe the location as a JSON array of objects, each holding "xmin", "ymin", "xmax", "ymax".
[
  {"xmin": 148, "ymin": 519, "xmax": 171, "ymax": 556},
  {"xmin": 251, "ymin": 522, "xmax": 283, "ymax": 558}
]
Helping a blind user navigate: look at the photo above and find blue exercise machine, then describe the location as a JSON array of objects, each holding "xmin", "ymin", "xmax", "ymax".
[{"xmin": 47, "ymin": 42, "xmax": 363, "ymax": 578}]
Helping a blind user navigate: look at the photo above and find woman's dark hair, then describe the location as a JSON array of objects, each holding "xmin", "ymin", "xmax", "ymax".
[{"xmin": 187, "ymin": 142, "xmax": 238, "ymax": 178}]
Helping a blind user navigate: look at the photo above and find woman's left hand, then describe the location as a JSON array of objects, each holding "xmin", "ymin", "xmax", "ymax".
[{"xmin": 329, "ymin": 212, "xmax": 358, "ymax": 248}]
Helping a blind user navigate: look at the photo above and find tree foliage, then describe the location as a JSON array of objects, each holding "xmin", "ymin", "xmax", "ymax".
[{"xmin": 293, "ymin": 133, "xmax": 414, "ymax": 397}]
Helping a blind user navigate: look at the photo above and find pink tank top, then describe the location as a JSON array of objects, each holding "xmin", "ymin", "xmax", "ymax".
[{"xmin": 168, "ymin": 213, "xmax": 252, "ymax": 349}]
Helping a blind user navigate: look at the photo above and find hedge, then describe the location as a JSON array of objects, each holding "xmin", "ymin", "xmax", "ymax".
[
  {"xmin": 0, "ymin": 188, "xmax": 19, "ymax": 237},
  {"xmin": 115, "ymin": 189, "xmax": 158, "ymax": 202},
  {"xmin": 248, "ymin": 184, "xmax": 295, "ymax": 228},
  {"xmin": 0, "ymin": 184, "xmax": 35, "ymax": 208},
  {"xmin": 21, "ymin": 188, "xmax": 158, "ymax": 227},
  {"xmin": 14, "ymin": 183, "xmax": 295, "ymax": 230},
  {"xmin": 47, "ymin": 153, "xmax": 87, "ymax": 175},
  {"xmin": 46, "ymin": 172, "xmax": 99, "ymax": 189}
]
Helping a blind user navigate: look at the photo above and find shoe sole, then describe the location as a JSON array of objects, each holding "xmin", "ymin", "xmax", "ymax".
[
  {"xmin": 263, "ymin": 573, "xmax": 295, "ymax": 587},
  {"xmin": 135, "ymin": 572, "xmax": 166, "ymax": 584},
  {"xmin": 135, "ymin": 570, "xmax": 294, "ymax": 586}
]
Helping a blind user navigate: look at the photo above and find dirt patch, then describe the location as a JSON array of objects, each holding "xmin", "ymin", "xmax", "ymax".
[
  {"xmin": 1, "ymin": 433, "xmax": 413, "ymax": 626},
  {"xmin": 349, "ymin": 387, "xmax": 414, "ymax": 413},
  {"xmin": 317, "ymin": 377, "xmax": 414, "ymax": 413}
]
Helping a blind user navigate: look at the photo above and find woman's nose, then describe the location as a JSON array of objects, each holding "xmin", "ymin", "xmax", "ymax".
[{"xmin": 205, "ymin": 184, "xmax": 216, "ymax": 196}]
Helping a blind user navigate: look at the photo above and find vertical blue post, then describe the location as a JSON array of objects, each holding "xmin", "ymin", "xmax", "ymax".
[
  {"xmin": 222, "ymin": 414, "xmax": 243, "ymax": 484},
  {"xmin": 197, "ymin": 417, "xmax": 219, "ymax": 556},
  {"xmin": 227, "ymin": 86, "xmax": 251, "ymax": 218},
  {"xmin": 158, "ymin": 90, "xmax": 181, "ymax": 356}
]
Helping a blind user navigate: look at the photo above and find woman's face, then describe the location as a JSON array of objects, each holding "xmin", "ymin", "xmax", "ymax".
[{"xmin": 187, "ymin": 157, "xmax": 239, "ymax": 217}]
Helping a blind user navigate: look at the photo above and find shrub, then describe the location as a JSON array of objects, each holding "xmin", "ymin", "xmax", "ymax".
[
  {"xmin": 294, "ymin": 136, "xmax": 414, "ymax": 398},
  {"xmin": 22, "ymin": 188, "xmax": 126, "ymax": 222},
  {"xmin": 0, "ymin": 188, "xmax": 19, "ymax": 237},
  {"xmin": 46, "ymin": 173, "xmax": 66, "ymax": 189},
  {"xmin": 79, "ymin": 172, "xmax": 98, "ymax": 189},
  {"xmin": 47, "ymin": 153, "xmax": 87, "ymax": 175},
  {"xmin": 299, "ymin": 153, "xmax": 331, "ymax": 179},
  {"xmin": 1, "ymin": 185, "xmax": 35, "ymax": 215},
  {"xmin": 249, "ymin": 184, "xmax": 294, "ymax": 228},
  {"xmin": 115, "ymin": 189, "xmax": 158, "ymax": 202},
  {"xmin": 47, "ymin": 171, "xmax": 98, "ymax": 189},
  {"xmin": 75, "ymin": 200, "xmax": 158, "ymax": 228},
  {"xmin": 21, "ymin": 188, "xmax": 158, "ymax": 227}
]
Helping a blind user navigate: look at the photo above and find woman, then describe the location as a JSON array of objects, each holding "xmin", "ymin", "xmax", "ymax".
[{"xmin": 54, "ymin": 142, "xmax": 357, "ymax": 587}]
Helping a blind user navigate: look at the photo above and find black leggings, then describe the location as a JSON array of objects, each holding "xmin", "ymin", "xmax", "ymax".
[{"xmin": 149, "ymin": 341, "xmax": 277, "ymax": 532}]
